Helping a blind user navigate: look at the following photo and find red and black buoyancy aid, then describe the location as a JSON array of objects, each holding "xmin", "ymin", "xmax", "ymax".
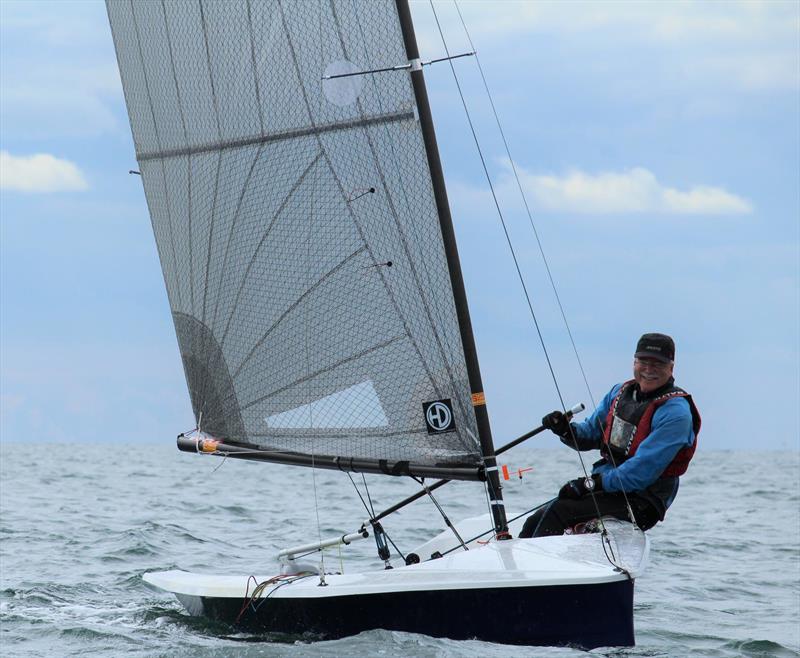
[{"xmin": 601, "ymin": 379, "xmax": 701, "ymax": 478}]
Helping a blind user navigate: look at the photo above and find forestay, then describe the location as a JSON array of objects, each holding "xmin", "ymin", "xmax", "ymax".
[{"xmin": 107, "ymin": 0, "xmax": 482, "ymax": 473}]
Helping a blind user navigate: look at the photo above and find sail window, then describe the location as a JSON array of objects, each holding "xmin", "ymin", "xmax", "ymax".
[
  {"xmin": 322, "ymin": 60, "xmax": 363, "ymax": 107},
  {"xmin": 264, "ymin": 380, "xmax": 389, "ymax": 429}
]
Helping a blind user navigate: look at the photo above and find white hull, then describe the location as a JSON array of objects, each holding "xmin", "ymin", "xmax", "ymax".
[{"xmin": 144, "ymin": 515, "xmax": 649, "ymax": 647}]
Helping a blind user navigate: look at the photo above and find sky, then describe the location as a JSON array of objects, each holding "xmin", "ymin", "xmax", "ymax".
[{"xmin": 1, "ymin": 1, "xmax": 798, "ymax": 451}]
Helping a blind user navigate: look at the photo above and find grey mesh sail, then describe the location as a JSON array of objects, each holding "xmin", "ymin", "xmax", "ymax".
[{"xmin": 107, "ymin": 0, "xmax": 482, "ymax": 474}]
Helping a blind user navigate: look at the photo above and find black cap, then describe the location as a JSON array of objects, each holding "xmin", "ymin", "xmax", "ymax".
[{"xmin": 635, "ymin": 333, "xmax": 675, "ymax": 363}]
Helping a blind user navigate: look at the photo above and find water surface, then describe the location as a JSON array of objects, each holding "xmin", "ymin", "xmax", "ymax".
[{"xmin": 1, "ymin": 444, "xmax": 798, "ymax": 657}]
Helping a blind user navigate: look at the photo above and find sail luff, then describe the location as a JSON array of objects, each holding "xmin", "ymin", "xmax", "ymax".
[{"xmin": 393, "ymin": 0, "xmax": 508, "ymax": 534}]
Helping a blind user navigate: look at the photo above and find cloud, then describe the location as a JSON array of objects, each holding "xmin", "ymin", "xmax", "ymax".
[
  {"xmin": 698, "ymin": 52, "xmax": 800, "ymax": 92},
  {"xmin": 0, "ymin": 151, "xmax": 89, "ymax": 193},
  {"xmin": 503, "ymin": 164, "xmax": 752, "ymax": 215},
  {"xmin": 440, "ymin": 1, "xmax": 797, "ymax": 44},
  {"xmin": 413, "ymin": 1, "xmax": 799, "ymax": 94}
]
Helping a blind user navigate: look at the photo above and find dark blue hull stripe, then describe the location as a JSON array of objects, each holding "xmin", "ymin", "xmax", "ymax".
[{"xmin": 196, "ymin": 579, "xmax": 635, "ymax": 649}]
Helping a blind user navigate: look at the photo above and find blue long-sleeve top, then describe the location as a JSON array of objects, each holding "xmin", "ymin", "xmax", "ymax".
[{"xmin": 564, "ymin": 383, "xmax": 695, "ymax": 501}]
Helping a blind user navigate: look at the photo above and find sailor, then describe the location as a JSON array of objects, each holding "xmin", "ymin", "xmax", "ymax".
[{"xmin": 519, "ymin": 333, "xmax": 700, "ymax": 538}]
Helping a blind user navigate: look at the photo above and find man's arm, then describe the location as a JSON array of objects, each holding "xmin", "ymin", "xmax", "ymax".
[
  {"xmin": 560, "ymin": 385, "xmax": 621, "ymax": 451},
  {"xmin": 598, "ymin": 397, "xmax": 694, "ymax": 492}
]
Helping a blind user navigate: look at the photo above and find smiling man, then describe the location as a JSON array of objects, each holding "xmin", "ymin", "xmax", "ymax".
[{"xmin": 519, "ymin": 333, "xmax": 701, "ymax": 538}]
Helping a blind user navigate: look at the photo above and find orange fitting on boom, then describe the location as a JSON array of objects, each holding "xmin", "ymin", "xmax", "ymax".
[
  {"xmin": 501, "ymin": 465, "xmax": 510, "ymax": 480},
  {"xmin": 200, "ymin": 438, "xmax": 220, "ymax": 453}
]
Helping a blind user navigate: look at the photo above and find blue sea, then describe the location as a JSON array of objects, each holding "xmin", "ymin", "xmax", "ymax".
[{"xmin": 1, "ymin": 444, "xmax": 798, "ymax": 657}]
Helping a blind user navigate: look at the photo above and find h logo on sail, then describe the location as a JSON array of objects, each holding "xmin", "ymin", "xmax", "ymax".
[{"xmin": 423, "ymin": 399, "xmax": 456, "ymax": 434}]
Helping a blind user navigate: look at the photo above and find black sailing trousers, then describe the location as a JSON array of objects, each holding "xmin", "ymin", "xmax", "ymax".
[{"xmin": 518, "ymin": 492, "xmax": 661, "ymax": 538}]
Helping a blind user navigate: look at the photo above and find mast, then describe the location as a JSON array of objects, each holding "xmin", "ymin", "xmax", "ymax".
[{"xmin": 394, "ymin": 0, "xmax": 508, "ymax": 536}]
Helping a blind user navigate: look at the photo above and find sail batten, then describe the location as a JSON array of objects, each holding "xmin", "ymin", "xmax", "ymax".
[
  {"xmin": 108, "ymin": 0, "xmax": 483, "ymax": 468},
  {"xmin": 137, "ymin": 111, "xmax": 416, "ymax": 162}
]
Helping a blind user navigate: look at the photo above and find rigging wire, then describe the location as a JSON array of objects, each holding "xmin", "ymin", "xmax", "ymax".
[
  {"xmin": 448, "ymin": 1, "xmax": 639, "ymax": 532},
  {"xmin": 413, "ymin": 476, "xmax": 469, "ymax": 551},
  {"xmin": 439, "ymin": 501, "xmax": 633, "ymax": 582},
  {"xmin": 345, "ymin": 472, "xmax": 407, "ymax": 563},
  {"xmin": 346, "ymin": 472, "xmax": 373, "ymax": 515},
  {"xmin": 439, "ymin": 499, "xmax": 553, "ymax": 557},
  {"xmin": 426, "ymin": 0, "xmax": 569, "ymax": 421},
  {"xmin": 306, "ymin": 6, "xmax": 326, "ymax": 584},
  {"xmin": 361, "ymin": 473, "xmax": 376, "ymax": 517},
  {"xmin": 451, "ymin": 1, "xmax": 596, "ymax": 411},
  {"xmin": 427, "ymin": 1, "xmax": 626, "ymax": 555},
  {"xmin": 210, "ymin": 454, "xmax": 228, "ymax": 474},
  {"xmin": 309, "ymin": 455, "xmax": 326, "ymax": 581}
]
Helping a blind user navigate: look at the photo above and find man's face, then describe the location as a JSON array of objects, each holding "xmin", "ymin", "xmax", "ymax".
[{"xmin": 633, "ymin": 357, "xmax": 674, "ymax": 394}]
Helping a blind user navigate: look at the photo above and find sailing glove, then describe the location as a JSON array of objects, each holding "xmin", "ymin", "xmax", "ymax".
[
  {"xmin": 542, "ymin": 410, "xmax": 571, "ymax": 438},
  {"xmin": 558, "ymin": 474, "xmax": 603, "ymax": 500}
]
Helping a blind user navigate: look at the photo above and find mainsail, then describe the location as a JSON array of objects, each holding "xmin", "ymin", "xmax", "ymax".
[{"xmin": 107, "ymin": 0, "xmax": 489, "ymax": 478}]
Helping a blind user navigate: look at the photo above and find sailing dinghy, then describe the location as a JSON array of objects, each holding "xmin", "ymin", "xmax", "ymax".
[{"xmin": 107, "ymin": 0, "xmax": 649, "ymax": 648}]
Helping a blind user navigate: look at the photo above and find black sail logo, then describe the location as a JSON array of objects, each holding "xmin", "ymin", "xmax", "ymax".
[{"xmin": 423, "ymin": 399, "xmax": 456, "ymax": 434}]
